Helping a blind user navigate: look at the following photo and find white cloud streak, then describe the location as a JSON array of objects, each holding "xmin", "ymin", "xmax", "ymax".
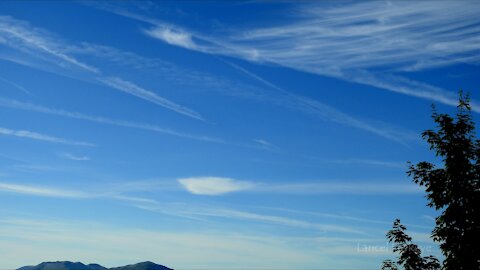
[
  {"xmin": 59, "ymin": 153, "xmax": 90, "ymax": 161},
  {"xmin": 0, "ymin": 181, "xmax": 155, "ymax": 204},
  {"xmin": 331, "ymin": 158, "xmax": 406, "ymax": 169},
  {"xmin": 178, "ymin": 176, "xmax": 422, "ymax": 196},
  {"xmin": 0, "ymin": 179, "xmax": 435, "ymax": 245},
  {"xmin": 98, "ymin": 77, "xmax": 204, "ymax": 121},
  {"xmin": 0, "ymin": 16, "xmax": 98, "ymax": 73},
  {"xmin": 141, "ymin": 1, "xmax": 480, "ymax": 111},
  {"xmin": 146, "ymin": 26, "xmax": 196, "ymax": 49},
  {"xmin": 0, "ymin": 12, "xmax": 419, "ymax": 144},
  {"xmin": 0, "ymin": 180, "xmax": 365, "ymax": 235},
  {"xmin": 131, "ymin": 201, "xmax": 368, "ymax": 235},
  {"xmin": 252, "ymin": 138, "xmax": 273, "ymax": 148},
  {"xmin": 0, "ymin": 16, "xmax": 204, "ymax": 120},
  {"xmin": 0, "ymin": 97, "xmax": 224, "ymax": 143},
  {"xmin": 0, "ymin": 75, "xmax": 30, "ymax": 95},
  {"xmin": 178, "ymin": 177, "xmax": 255, "ymax": 195},
  {"xmin": 0, "ymin": 126, "xmax": 95, "ymax": 146},
  {"xmin": 75, "ymin": 4, "xmax": 430, "ymax": 144},
  {"xmin": 0, "ymin": 182, "xmax": 89, "ymax": 198},
  {"xmin": 222, "ymin": 60, "xmax": 416, "ymax": 143},
  {"xmin": 262, "ymin": 182, "xmax": 422, "ymax": 195},
  {"xmin": 196, "ymin": 208, "xmax": 366, "ymax": 235}
]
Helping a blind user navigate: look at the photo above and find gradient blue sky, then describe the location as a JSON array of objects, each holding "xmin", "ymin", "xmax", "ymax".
[{"xmin": 1, "ymin": 1, "xmax": 479, "ymax": 269}]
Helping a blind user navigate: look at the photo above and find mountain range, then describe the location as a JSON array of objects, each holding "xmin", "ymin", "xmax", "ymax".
[{"xmin": 18, "ymin": 261, "xmax": 173, "ymax": 270}]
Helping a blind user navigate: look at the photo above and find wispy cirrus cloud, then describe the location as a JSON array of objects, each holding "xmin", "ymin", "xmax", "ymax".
[
  {"xmin": 131, "ymin": 201, "xmax": 367, "ymax": 235},
  {"xmin": 0, "ymin": 179, "xmax": 424, "ymax": 237},
  {"xmin": 0, "ymin": 97, "xmax": 224, "ymax": 143},
  {"xmin": 0, "ymin": 182, "xmax": 89, "ymax": 198},
  {"xmin": 331, "ymin": 158, "xmax": 406, "ymax": 169},
  {"xmin": 98, "ymin": 76, "xmax": 205, "ymax": 121},
  {"xmin": 252, "ymin": 138, "xmax": 273, "ymax": 148},
  {"xmin": 59, "ymin": 152, "xmax": 90, "ymax": 161},
  {"xmin": 178, "ymin": 177, "xmax": 255, "ymax": 195},
  {"xmin": 0, "ymin": 181, "xmax": 155, "ymax": 204},
  {"xmin": 0, "ymin": 16, "xmax": 98, "ymax": 73},
  {"xmin": 0, "ymin": 126, "xmax": 94, "ymax": 146},
  {"xmin": 177, "ymin": 176, "xmax": 421, "ymax": 196},
  {"xmin": 145, "ymin": 201, "xmax": 369, "ymax": 236},
  {"xmin": 0, "ymin": 16, "xmax": 204, "ymax": 121},
  {"xmin": 195, "ymin": 207, "xmax": 365, "ymax": 235},
  {"xmin": 82, "ymin": 41, "xmax": 420, "ymax": 144},
  {"xmin": 259, "ymin": 206, "xmax": 432, "ymax": 230},
  {"xmin": 140, "ymin": 1, "xmax": 480, "ymax": 111},
  {"xmin": 80, "ymin": 3, "xmax": 431, "ymax": 144},
  {"xmin": 255, "ymin": 181, "xmax": 421, "ymax": 195},
  {"xmin": 1, "ymin": 12, "xmax": 419, "ymax": 144},
  {"xmin": 146, "ymin": 26, "xmax": 196, "ymax": 49},
  {"xmin": 0, "ymin": 75, "xmax": 30, "ymax": 95},
  {"xmin": 222, "ymin": 60, "xmax": 416, "ymax": 143},
  {"xmin": 0, "ymin": 180, "xmax": 364, "ymax": 235},
  {"xmin": 0, "ymin": 177, "xmax": 416, "ymax": 235}
]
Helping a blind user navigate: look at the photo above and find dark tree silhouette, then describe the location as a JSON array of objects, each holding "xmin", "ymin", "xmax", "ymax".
[
  {"xmin": 382, "ymin": 219, "xmax": 440, "ymax": 270},
  {"xmin": 383, "ymin": 93, "xmax": 480, "ymax": 270}
]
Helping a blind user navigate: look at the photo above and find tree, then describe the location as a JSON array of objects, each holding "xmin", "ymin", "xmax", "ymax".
[
  {"xmin": 382, "ymin": 219, "xmax": 440, "ymax": 270},
  {"xmin": 383, "ymin": 93, "xmax": 480, "ymax": 270}
]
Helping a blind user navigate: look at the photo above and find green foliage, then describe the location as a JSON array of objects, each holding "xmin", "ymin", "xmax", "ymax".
[{"xmin": 383, "ymin": 93, "xmax": 480, "ymax": 270}]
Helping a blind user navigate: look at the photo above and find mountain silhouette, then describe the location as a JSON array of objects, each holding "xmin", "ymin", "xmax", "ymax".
[{"xmin": 18, "ymin": 262, "xmax": 172, "ymax": 270}]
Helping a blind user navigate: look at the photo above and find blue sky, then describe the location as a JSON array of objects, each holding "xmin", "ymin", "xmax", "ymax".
[{"xmin": 0, "ymin": 1, "xmax": 479, "ymax": 269}]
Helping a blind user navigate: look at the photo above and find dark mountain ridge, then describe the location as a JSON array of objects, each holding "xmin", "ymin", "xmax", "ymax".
[{"xmin": 18, "ymin": 261, "xmax": 172, "ymax": 270}]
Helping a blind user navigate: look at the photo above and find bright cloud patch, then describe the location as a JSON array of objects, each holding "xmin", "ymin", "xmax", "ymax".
[
  {"xmin": 178, "ymin": 177, "xmax": 254, "ymax": 195},
  {"xmin": 145, "ymin": 26, "xmax": 196, "ymax": 49}
]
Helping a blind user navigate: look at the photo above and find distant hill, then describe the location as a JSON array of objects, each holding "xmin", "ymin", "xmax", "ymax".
[{"xmin": 18, "ymin": 262, "xmax": 172, "ymax": 270}]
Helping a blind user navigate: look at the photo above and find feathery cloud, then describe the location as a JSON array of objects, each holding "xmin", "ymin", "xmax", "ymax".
[
  {"xmin": 0, "ymin": 16, "xmax": 204, "ymax": 120},
  {"xmin": 98, "ymin": 77, "xmax": 204, "ymax": 121},
  {"xmin": 0, "ymin": 182, "xmax": 89, "ymax": 198},
  {"xmin": 222, "ymin": 60, "xmax": 417, "ymax": 143},
  {"xmin": 145, "ymin": 26, "xmax": 196, "ymax": 49},
  {"xmin": 252, "ymin": 139, "xmax": 273, "ymax": 148},
  {"xmin": 0, "ymin": 97, "xmax": 223, "ymax": 143},
  {"xmin": 196, "ymin": 208, "xmax": 365, "ymax": 235},
  {"xmin": 0, "ymin": 16, "xmax": 98, "ymax": 73},
  {"xmin": 178, "ymin": 176, "xmax": 421, "ymax": 196},
  {"xmin": 258, "ymin": 181, "xmax": 422, "ymax": 195},
  {"xmin": 131, "ymin": 200, "xmax": 368, "ymax": 235},
  {"xmin": 331, "ymin": 159, "xmax": 406, "ymax": 169},
  {"xmin": 0, "ymin": 181, "xmax": 156, "ymax": 204},
  {"xmin": 140, "ymin": 1, "xmax": 480, "ymax": 111},
  {"xmin": 0, "ymin": 180, "xmax": 363, "ymax": 235},
  {"xmin": 0, "ymin": 179, "xmax": 415, "ymax": 237},
  {"xmin": 178, "ymin": 177, "xmax": 255, "ymax": 195},
  {"xmin": 77, "ymin": 4, "xmax": 434, "ymax": 144},
  {"xmin": 59, "ymin": 153, "xmax": 90, "ymax": 161},
  {"xmin": 0, "ymin": 75, "xmax": 30, "ymax": 95},
  {"xmin": 1, "ymin": 13, "xmax": 420, "ymax": 143},
  {"xmin": 0, "ymin": 126, "xmax": 94, "ymax": 146}
]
